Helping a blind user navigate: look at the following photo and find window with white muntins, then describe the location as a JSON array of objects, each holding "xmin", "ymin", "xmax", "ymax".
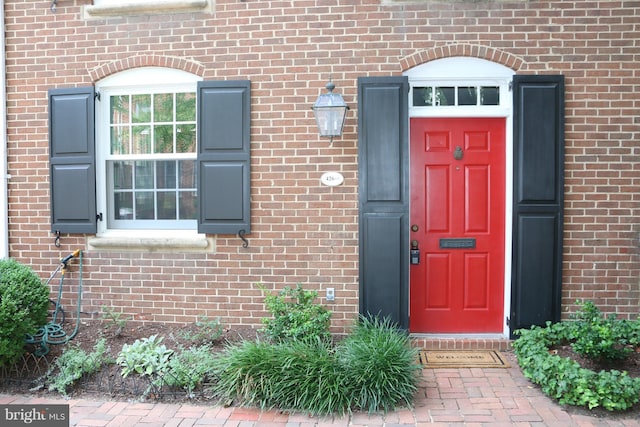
[{"xmin": 96, "ymin": 68, "xmax": 201, "ymax": 233}]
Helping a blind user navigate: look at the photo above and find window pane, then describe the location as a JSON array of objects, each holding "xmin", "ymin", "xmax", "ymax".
[
  {"xmin": 112, "ymin": 161, "xmax": 133, "ymax": 190},
  {"xmin": 157, "ymin": 192, "xmax": 177, "ymax": 219},
  {"xmin": 458, "ymin": 87, "xmax": 477, "ymax": 106},
  {"xmin": 154, "ymin": 93, "xmax": 173, "ymax": 122},
  {"xmin": 110, "ymin": 95, "xmax": 129, "ymax": 124},
  {"xmin": 110, "ymin": 126, "xmax": 130, "ymax": 155},
  {"xmin": 176, "ymin": 124, "xmax": 196, "ymax": 153},
  {"xmin": 176, "ymin": 92, "xmax": 196, "ymax": 121},
  {"xmin": 413, "ymin": 87, "xmax": 433, "ymax": 107},
  {"xmin": 435, "ymin": 87, "xmax": 454, "ymax": 106},
  {"xmin": 135, "ymin": 192, "xmax": 154, "ymax": 219},
  {"xmin": 114, "ymin": 192, "xmax": 133, "ymax": 219},
  {"xmin": 132, "ymin": 94, "xmax": 151, "ymax": 123},
  {"xmin": 481, "ymin": 86, "xmax": 500, "ymax": 105},
  {"xmin": 154, "ymin": 125, "xmax": 174, "ymax": 153},
  {"xmin": 132, "ymin": 126, "xmax": 151, "ymax": 154},
  {"xmin": 156, "ymin": 161, "xmax": 176, "ymax": 189},
  {"xmin": 179, "ymin": 191, "xmax": 197, "ymax": 219},
  {"xmin": 179, "ymin": 160, "xmax": 196, "ymax": 189},
  {"xmin": 135, "ymin": 161, "xmax": 154, "ymax": 189}
]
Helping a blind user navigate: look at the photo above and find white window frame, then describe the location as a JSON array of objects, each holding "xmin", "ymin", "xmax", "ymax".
[{"xmin": 95, "ymin": 67, "xmax": 201, "ymax": 239}]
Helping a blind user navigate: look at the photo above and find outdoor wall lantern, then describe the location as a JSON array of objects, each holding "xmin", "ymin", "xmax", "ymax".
[{"xmin": 312, "ymin": 79, "xmax": 349, "ymax": 143}]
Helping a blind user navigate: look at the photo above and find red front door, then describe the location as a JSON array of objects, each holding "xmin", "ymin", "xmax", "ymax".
[{"xmin": 410, "ymin": 118, "xmax": 505, "ymax": 333}]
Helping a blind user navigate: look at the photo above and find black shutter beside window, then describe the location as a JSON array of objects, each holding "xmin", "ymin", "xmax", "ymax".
[
  {"xmin": 49, "ymin": 87, "xmax": 97, "ymax": 234},
  {"xmin": 197, "ymin": 81, "xmax": 251, "ymax": 235}
]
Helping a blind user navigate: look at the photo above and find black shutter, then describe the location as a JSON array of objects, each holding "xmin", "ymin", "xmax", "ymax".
[
  {"xmin": 511, "ymin": 75, "xmax": 565, "ymax": 335},
  {"xmin": 197, "ymin": 81, "xmax": 251, "ymax": 234},
  {"xmin": 358, "ymin": 76, "xmax": 409, "ymax": 329},
  {"xmin": 49, "ymin": 87, "xmax": 97, "ymax": 234}
]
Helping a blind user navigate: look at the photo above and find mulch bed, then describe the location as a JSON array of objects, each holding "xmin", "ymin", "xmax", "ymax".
[{"xmin": 1, "ymin": 319, "xmax": 639, "ymax": 419}]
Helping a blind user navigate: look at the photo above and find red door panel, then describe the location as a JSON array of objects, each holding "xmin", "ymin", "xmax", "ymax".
[{"xmin": 410, "ymin": 118, "xmax": 505, "ymax": 333}]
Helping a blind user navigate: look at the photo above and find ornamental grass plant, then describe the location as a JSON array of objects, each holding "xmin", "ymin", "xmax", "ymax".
[
  {"xmin": 213, "ymin": 339, "xmax": 351, "ymax": 415},
  {"xmin": 212, "ymin": 315, "xmax": 421, "ymax": 416},
  {"xmin": 338, "ymin": 316, "xmax": 421, "ymax": 413}
]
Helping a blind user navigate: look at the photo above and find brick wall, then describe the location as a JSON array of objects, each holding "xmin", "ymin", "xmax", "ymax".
[{"xmin": 3, "ymin": 0, "xmax": 639, "ymax": 333}]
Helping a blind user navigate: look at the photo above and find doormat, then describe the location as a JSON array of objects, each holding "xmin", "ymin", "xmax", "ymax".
[{"xmin": 419, "ymin": 350, "xmax": 510, "ymax": 368}]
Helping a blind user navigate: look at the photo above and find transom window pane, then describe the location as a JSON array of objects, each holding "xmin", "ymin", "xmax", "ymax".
[
  {"xmin": 480, "ymin": 87, "xmax": 500, "ymax": 105},
  {"xmin": 413, "ymin": 85, "xmax": 501, "ymax": 107},
  {"xmin": 458, "ymin": 87, "xmax": 477, "ymax": 105}
]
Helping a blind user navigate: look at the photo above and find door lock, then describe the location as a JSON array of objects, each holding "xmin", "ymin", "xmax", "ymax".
[{"xmin": 410, "ymin": 240, "xmax": 420, "ymax": 265}]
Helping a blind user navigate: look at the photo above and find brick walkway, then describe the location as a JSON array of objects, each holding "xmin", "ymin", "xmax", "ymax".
[{"xmin": 1, "ymin": 358, "xmax": 639, "ymax": 426}]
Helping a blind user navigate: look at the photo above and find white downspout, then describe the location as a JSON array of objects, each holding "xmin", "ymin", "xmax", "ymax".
[{"xmin": 0, "ymin": 4, "xmax": 8, "ymax": 259}]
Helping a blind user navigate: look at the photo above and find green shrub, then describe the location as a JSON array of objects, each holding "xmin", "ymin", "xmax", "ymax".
[
  {"xmin": 116, "ymin": 335, "xmax": 173, "ymax": 378},
  {"xmin": 513, "ymin": 321, "xmax": 640, "ymax": 411},
  {"xmin": 0, "ymin": 258, "xmax": 49, "ymax": 366},
  {"xmin": 179, "ymin": 316, "xmax": 224, "ymax": 345},
  {"xmin": 568, "ymin": 300, "xmax": 634, "ymax": 362},
  {"xmin": 212, "ymin": 315, "xmax": 420, "ymax": 415},
  {"xmin": 338, "ymin": 316, "xmax": 421, "ymax": 413},
  {"xmin": 48, "ymin": 338, "xmax": 112, "ymax": 395},
  {"xmin": 164, "ymin": 345, "xmax": 218, "ymax": 395},
  {"xmin": 260, "ymin": 284, "xmax": 332, "ymax": 344}
]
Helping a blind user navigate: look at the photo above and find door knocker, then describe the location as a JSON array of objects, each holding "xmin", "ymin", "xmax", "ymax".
[{"xmin": 453, "ymin": 146, "xmax": 464, "ymax": 160}]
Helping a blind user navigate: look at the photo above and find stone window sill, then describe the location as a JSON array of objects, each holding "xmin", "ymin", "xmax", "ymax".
[
  {"xmin": 84, "ymin": 0, "xmax": 213, "ymax": 19},
  {"xmin": 87, "ymin": 232, "xmax": 214, "ymax": 253}
]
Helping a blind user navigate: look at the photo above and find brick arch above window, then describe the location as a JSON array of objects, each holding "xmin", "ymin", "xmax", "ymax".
[
  {"xmin": 88, "ymin": 55, "xmax": 205, "ymax": 83},
  {"xmin": 399, "ymin": 44, "xmax": 524, "ymax": 73}
]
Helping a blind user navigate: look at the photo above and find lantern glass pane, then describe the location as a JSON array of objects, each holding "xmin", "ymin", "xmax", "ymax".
[{"xmin": 314, "ymin": 107, "xmax": 347, "ymax": 137}]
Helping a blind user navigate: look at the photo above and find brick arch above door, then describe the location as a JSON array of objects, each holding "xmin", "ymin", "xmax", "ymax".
[{"xmin": 399, "ymin": 43, "xmax": 525, "ymax": 73}]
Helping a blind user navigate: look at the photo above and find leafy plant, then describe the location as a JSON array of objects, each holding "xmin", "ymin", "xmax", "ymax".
[
  {"xmin": 0, "ymin": 258, "xmax": 50, "ymax": 366},
  {"xmin": 100, "ymin": 305, "xmax": 131, "ymax": 337},
  {"xmin": 338, "ymin": 316, "xmax": 421, "ymax": 413},
  {"xmin": 163, "ymin": 345, "xmax": 217, "ymax": 395},
  {"xmin": 260, "ymin": 283, "xmax": 332, "ymax": 344},
  {"xmin": 48, "ymin": 338, "xmax": 112, "ymax": 395},
  {"xmin": 568, "ymin": 300, "xmax": 634, "ymax": 362},
  {"xmin": 116, "ymin": 335, "xmax": 173, "ymax": 378},
  {"xmin": 179, "ymin": 316, "xmax": 224, "ymax": 344},
  {"xmin": 513, "ymin": 320, "xmax": 640, "ymax": 411}
]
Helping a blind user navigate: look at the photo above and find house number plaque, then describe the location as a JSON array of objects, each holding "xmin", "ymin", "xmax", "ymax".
[{"xmin": 320, "ymin": 172, "xmax": 344, "ymax": 187}]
